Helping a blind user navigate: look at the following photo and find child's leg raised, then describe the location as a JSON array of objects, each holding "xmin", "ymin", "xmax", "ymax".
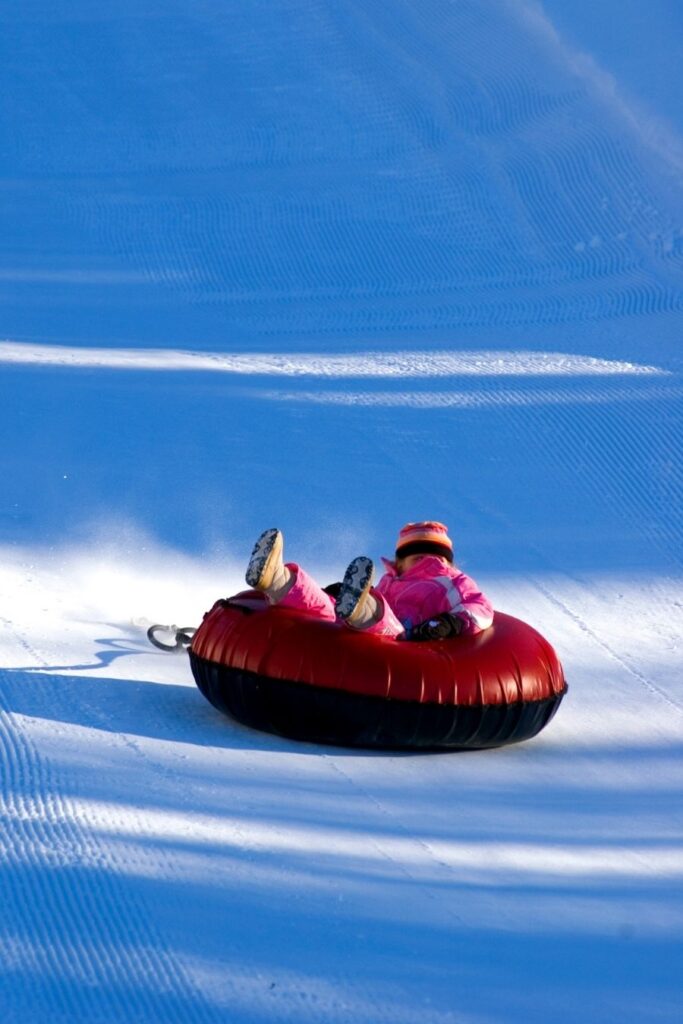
[
  {"xmin": 246, "ymin": 529, "xmax": 335, "ymax": 620},
  {"xmin": 276, "ymin": 564, "xmax": 336, "ymax": 620},
  {"xmin": 357, "ymin": 593, "xmax": 405, "ymax": 637},
  {"xmin": 335, "ymin": 556, "xmax": 404, "ymax": 637}
]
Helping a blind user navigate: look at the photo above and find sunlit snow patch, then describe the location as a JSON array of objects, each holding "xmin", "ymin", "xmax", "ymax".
[{"xmin": 0, "ymin": 341, "xmax": 670, "ymax": 377}]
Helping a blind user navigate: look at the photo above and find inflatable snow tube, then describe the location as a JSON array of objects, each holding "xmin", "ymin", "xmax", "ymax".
[{"xmin": 189, "ymin": 591, "xmax": 567, "ymax": 750}]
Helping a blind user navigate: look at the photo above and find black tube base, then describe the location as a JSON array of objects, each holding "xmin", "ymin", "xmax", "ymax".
[{"xmin": 190, "ymin": 651, "xmax": 567, "ymax": 751}]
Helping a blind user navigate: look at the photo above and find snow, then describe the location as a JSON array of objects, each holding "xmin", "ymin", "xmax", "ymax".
[
  {"xmin": 0, "ymin": 341, "xmax": 670, "ymax": 376},
  {"xmin": 1, "ymin": 1, "xmax": 682, "ymax": 1022}
]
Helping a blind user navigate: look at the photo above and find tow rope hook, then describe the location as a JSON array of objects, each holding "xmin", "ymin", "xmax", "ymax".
[{"xmin": 147, "ymin": 624, "xmax": 197, "ymax": 652}]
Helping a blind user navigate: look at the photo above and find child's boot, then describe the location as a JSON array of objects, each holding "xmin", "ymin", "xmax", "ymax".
[
  {"xmin": 335, "ymin": 556, "xmax": 379, "ymax": 628},
  {"xmin": 245, "ymin": 528, "xmax": 292, "ymax": 601}
]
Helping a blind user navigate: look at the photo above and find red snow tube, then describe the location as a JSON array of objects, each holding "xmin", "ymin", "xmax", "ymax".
[{"xmin": 189, "ymin": 591, "xmax": 567, "ymax": 750}]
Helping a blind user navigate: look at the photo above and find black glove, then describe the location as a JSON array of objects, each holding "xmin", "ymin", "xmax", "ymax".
[{"xmin": 410, "ymin": 612, "xmax": 464, "ymax": 642}]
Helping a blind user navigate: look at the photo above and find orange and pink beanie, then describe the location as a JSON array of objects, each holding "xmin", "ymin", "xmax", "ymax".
[{"xmin": 395, "ymin": 521, "xmax": 454, "ymax": 563}]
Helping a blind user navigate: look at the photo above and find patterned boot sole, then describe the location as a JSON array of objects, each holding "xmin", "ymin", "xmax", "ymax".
[
  {"xmin": 335, "ymin": 556, "xmax": 375, "ymax": 621},
  {"xmin": 246, "ymin": 528, "xmax": 282, "ymax": 589}
]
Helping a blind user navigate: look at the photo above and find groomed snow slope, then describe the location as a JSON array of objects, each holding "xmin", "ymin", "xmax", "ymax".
[{"xmin": 0, "ymin": 2, "xmax": 682, "ymax": 1022}]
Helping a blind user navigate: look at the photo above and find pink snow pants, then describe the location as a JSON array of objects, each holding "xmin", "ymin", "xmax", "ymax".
[{"xmin": 276, "ymin": 563, "xmax": 404, "ymax": 637}]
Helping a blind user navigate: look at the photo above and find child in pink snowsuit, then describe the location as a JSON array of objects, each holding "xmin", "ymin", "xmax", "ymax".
[{"xmin": 246, "ymin": 521, "xmax": 493, "ymax": 641}]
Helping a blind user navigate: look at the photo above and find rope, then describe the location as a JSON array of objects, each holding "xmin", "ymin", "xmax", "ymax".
[{"xmin": 147, "ymin": 624, "xmax": 197, "ymax": 652}]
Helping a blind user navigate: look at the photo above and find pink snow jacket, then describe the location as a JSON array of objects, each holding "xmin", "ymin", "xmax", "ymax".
[{"xmin": 375, "ymin": 556, "xmax": 494, "ymax": 636}]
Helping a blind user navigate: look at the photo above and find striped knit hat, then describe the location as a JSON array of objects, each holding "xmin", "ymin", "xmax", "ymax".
[{"xmin": 395, "ymin": 521, "xmax": 454, "ymax": 563}]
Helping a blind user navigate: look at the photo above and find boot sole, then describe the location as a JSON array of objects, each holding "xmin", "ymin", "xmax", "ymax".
[
  {"xmin": 246, "ymin": 528, "xmax": 283, "ymax": 590},
  {"xmin": 335, "ymin": 556, "xmax": 374, "ymax": 621}
]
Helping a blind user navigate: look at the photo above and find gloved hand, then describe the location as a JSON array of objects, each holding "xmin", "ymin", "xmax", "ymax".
[{"xmin": 410, "ymin": 612, "xmax": 464, "ymax": 641}]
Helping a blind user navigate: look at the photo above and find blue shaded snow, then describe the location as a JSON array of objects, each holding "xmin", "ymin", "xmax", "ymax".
[
  {"xmin": 0, "ymin": 1, "xmax": 681, "ymax": 576},
  {"xmin": 0, "ymin": 3, "xmax": 682, "ymax": 1023}
]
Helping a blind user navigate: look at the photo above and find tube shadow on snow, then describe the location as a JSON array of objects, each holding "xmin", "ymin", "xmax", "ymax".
[
  {"xmin": 3, "ymin": 666, "xmax": 682, "ymax": 879},
  {"xmin": 3, "ymin": 666, "xmax": 682, "ymax": 768},
  {"xmin": 2, "ymin": 659, "xmax": 681, "ymax": 1020}
]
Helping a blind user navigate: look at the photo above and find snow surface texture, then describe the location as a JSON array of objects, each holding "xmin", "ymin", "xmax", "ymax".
[{"xmin": 0, "ymin": 1, "xmax": 682, "ymax": 1022}]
